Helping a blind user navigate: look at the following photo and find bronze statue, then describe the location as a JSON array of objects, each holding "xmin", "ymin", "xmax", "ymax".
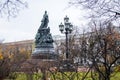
[
  {"xmin": 40, "ymin": 11, "xmax": 49, "ymax": 29},
  {"xmin": 35, "ymin": 11, "xmax": 54, "ymax": 48}
]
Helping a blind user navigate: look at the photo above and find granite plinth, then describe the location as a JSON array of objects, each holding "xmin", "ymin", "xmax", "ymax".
[{"xmin": 32, "ymin": 48, "xmax": 58, "ymax": 59}]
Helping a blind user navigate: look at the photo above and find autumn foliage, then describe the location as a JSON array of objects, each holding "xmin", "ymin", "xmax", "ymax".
[{"xmin": 0, "ymin": 42, "xmax": 32, "ymax": 79}]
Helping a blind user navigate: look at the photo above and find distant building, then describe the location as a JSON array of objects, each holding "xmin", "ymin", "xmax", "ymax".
[{"xmin": 0, "ymin": 40, "xmax": 34, "ymax": 57}]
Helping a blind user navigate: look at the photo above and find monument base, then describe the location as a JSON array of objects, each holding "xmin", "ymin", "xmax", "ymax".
[{"xmin": 31, "ymin": 48, "xmax": 58, "ymax": 59}]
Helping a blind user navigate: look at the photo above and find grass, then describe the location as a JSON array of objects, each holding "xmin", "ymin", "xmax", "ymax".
[
  {"xmin": 16, "ymin": 73, "xmax": 26, "ymax": 80},
  {"xmin": 7, "ymin": 71, "xmax": 120, "ymax": 80}
]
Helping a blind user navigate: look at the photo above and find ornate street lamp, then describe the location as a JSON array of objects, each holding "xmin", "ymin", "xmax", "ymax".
[{"xmin": 59, "ymin": 16, "xmax": 73, "ymax": 59}]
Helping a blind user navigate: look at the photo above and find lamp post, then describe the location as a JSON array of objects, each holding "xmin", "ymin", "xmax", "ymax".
[{"xmin": 59, "ymin": 16, "xmax": 73, "ymax": 59}]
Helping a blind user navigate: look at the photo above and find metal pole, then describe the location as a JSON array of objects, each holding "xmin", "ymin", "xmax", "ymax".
[{"xmin": 65, "ymin": 29, "xmax": 69, "ymax": 59}]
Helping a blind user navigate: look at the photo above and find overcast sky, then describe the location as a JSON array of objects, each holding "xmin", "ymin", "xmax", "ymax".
[{"xmin": 0, "ymin": 0, "xmax": 88, "ymax": 43}]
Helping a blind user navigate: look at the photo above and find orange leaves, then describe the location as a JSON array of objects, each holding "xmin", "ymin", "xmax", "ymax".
[
  {"xmin": 0, "ymin": 53, "xmax": 3, "ymax": 60},
  {"xmin": 20, "ymin": 48, "xmax": 26, "ymax": 54},
  {"xmin": 114, "ymin": 65, "xmax": 120, "ymax": 72},
  {"xmin": 8, "ymin": 54, "xmax": 14, "ymax": 59}
]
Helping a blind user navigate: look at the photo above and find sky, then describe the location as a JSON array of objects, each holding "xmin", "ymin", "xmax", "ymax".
[{"xmin": 0, "ymin": 0, "xmax": 88, "ymax": 43}]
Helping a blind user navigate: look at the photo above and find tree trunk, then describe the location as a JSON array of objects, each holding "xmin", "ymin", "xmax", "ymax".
[
  {"xmin": 98, "ymin": 73, "xmax": 104, "ymax": 80},
  {"xmin": 0, "ymin": 77, "xmax": 4, "ymax": 80},
  {"xmin": 105, "ymin": 73, "xmax": 110, "ymax": 80},
  {"xmin": 41, "ymin": 69, "xmax": 47, "ymax": 80},
  {"xmin": 26, "ymin": 73, "xmax": 33, "ymax": 80}
]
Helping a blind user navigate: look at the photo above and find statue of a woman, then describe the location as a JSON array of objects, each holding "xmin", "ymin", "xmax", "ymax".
[{"xmin": 40, "ymin": 11, "xmax": 49, "ymax": 28}]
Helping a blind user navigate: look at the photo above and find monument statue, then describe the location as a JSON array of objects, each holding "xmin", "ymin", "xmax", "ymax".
[
  {"xmin": 32, "ymin": 11, "xmax": 57, "ymax": 59},
  {"xmin": 40, "ymin": 11, "xmax": 49, "ymax": 28},
  {"xmin": 35, "ymin": 11, "xmax": 54, "ymax": 48}
]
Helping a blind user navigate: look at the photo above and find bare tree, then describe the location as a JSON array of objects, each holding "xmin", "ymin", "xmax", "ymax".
[
  {"xmin": 0, "ymin": 0, "xmax": 27, "ymax": 18},
  {"xmin": 69, "ymin": 0, "xmax": 120, "ymax": 22},
  {"xmin": 54, "ymin": 22, "xmax": 120, "ymax": 80},
  {"xmin": 84, "ymin": 22, "xmax": 120, "ymax": 80}
]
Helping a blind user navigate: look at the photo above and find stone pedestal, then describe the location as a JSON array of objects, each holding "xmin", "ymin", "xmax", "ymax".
[{"xmin": 32, "ymin": 48, "xmax": 58, "ymax": 59}]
